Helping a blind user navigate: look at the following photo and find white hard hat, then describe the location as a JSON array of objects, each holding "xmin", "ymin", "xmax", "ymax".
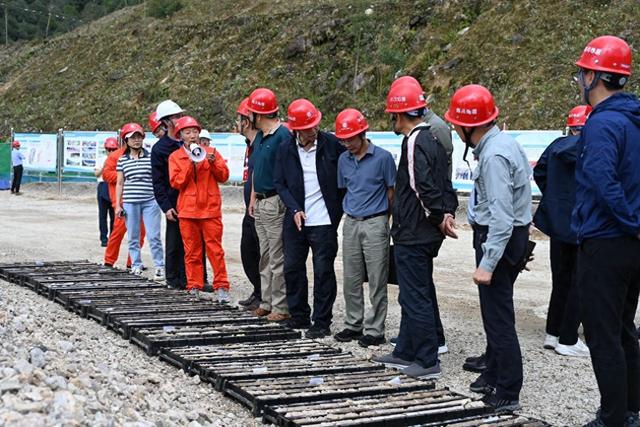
[
  {"xmin": 199, "ymin": 129, "xmax": 212, "ymax": 140},
  {"xmin": 156, "ymin": 100, "xmax": 185, "ymax": 120}
]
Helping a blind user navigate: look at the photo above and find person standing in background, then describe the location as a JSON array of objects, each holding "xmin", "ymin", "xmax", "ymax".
[
  {"xmin": 10, "ymin": 141, "xmax": 24, "ymax": 195},
  {"xmin": 95, "ymin": 137, "xmax": 118, "ymax": 247}
]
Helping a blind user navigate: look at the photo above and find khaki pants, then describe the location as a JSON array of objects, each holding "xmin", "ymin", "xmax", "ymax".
[
  {"xmin": 254, "ymin": 195, "xmax": 288, "ymax": 314},
  {"xmin": 342, "ymin": 214, "xmax": 389, "ymax": 337}
]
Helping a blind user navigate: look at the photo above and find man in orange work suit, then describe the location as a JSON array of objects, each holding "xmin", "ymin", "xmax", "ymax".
[
  {"xmin": 169, "ymin": 116, "xmax": 231, "ymax": 303},
  {"xmin": 102, "ymin": 137, "xmax": 147, "ymax": 270}
]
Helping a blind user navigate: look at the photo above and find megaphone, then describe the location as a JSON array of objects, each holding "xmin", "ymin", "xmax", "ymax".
[{"xmin": 188, "ymin": 143, "xmax": 207, "ymax": 163}]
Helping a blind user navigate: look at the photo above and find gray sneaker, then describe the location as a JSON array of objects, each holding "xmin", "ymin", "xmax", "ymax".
[
  {"xmin": 216, "ymin": 288, "xmax": 231, "ymax": 304},
  {"xmin": 400, "ymin": 362, "xmax": 442, "ymax": 380},
  {"xmin": 371, "ymin": 352, "xmax": 412, "ymax": 369},
  {"xmin": 153, "ymin": 267, "xmax": 165, "ymax": 282}
]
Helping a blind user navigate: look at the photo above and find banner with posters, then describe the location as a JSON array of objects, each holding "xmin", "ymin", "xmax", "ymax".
[
  {"xmin": 209, "ymin": 133, "xmax": 249, "ymax": 182},
  {"xmin": 13, "ymin": 133, "xmax": 58, "ymax": 172},
  {"xmin": 450, "ymin": 130, "xmax": 563, "ymax": 196},
  {"xmin": 64, "ymin": 131, "xmax": 118, "ymax": 173}
]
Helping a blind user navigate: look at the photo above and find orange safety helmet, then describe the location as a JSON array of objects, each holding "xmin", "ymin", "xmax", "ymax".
[
  {"xmin": 148, "ymin": 112, "xmax": 162, "ymax": 132},
  {"xmin": 334, "ymin": 108, "xmax": 369, "ymax": 140},
  {"xmin": 566, "ymin": 105, "xmax": 592, "ymax": 127},
  {"xmin": 444, "ymin": 84, "xmax": 499, "ymax": 127},
  {"xmin": 247, "ymin": 88, "xmax": 279, "ymax": 114},
  {"xmin": 104, "ymin": 137, "xmax": 118, "ymax": 150},
  {"xmin": 236, "ymin": 97, "xmax": 252, "ymax": 117},
  {"xmin": 576, "ymin": 35, "xmax": 632, "ymax": 76},
  {"xmin": 174, "ymin": 116, "xmax": 202, "ymax": 136},
  {"xmin": 287, "ymin": 99, "xmax": 322, "ymax": 130},
  {"xmin": 12, "ymin": 140, "xmax": 20, "ymax": 148},
  {"xmin": 120, "ymin": 123, "xmax": 145, "ymax": 141},
  {"xmin": 385, "ymin": 82, "xmax": 427, "ymax": 113}
]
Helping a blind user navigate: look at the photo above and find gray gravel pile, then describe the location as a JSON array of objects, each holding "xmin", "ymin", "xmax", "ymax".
[{"xmin": 0, "ymin": 282, "xmax": 261, "ymax": 427}]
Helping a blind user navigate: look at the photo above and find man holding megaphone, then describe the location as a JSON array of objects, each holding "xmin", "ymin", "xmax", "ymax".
[{"xmin": 169, "ymin": 116, "xmax": 231, "ymax": 303}]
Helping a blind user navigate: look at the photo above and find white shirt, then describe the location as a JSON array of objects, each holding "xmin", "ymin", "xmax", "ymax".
[
  {"xmin": 298, "ymin": 142, "xmax": 331, "ymax": 226},
  {"xmin": 95, "ymin": 156, "xmax": 107, "ymax": 183}
]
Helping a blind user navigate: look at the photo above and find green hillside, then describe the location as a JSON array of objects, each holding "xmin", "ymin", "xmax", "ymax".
[{"xmin": 0, "ymin": 0, "xmax": 638, "ymax": 134}]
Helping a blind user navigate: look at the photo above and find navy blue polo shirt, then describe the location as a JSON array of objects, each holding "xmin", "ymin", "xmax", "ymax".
[
  {"xmin": 337, "ymin": 142, "xmax": 397, "ymax": 217},
  {"xmin": 252, "ymin": 124, "xmax": 291, "ymax": 194}
]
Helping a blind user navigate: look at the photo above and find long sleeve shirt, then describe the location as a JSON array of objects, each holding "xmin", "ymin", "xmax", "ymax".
[
  {"xmin": 151, "ymin": 135, "xmax": 182, "ymax": 213},
  {"xmin": 11, "ymin": 149, "xmax": 24, "ymax": 167},
  {"xmin": 472, "ymin": 126, "xmax": 532, "ymax": 273}
]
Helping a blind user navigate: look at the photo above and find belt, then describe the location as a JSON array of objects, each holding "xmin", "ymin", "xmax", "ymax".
[
  {"xmin": 347, "ymin": 211, "xmax": 388, "ymax": 221},
  {"xmin": 255, "ymin": 190, "xmax": 278, "ymax": 200},
  {"xmin": 472, "ymin": 224, "xmax": 529, "ymax": 232}
]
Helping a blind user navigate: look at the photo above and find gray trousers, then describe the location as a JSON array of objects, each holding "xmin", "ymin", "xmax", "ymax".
[
  {"xmin": 342, "ymin": 214, "xmax": 390, "ymax": 337},
  {"xmin": 254, "ymin": 195, "xmax": 288, "ymax": 314}
]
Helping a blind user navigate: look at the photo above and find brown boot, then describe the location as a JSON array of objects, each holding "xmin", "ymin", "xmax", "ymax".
[
  {"xmin": 253, "ymin": 307, "xmax": 271, "ymax": 317},
  {"xmin": 266, "ymin": 313, "xmax": 291, "ymax": 322}
]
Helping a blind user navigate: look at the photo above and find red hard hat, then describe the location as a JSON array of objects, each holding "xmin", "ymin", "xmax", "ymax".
[
  {"xmin": 247, "ymin": 88, "xmax": 279, "ymax": 114},
  {"xmin": 566, "ymin": 105, "xmax": 592, "ymax": 127},
  {"xmin": 236, "ymin": 97, "xmax": 252, "ymax": 117},
  {"xmin": 334, "ymin": 108, "xmax": 369, "ymax": 139},
  {"xmin": 444, "ymin": 84, "xmax": 499, "ymax": 127},
  {"xmin": 104, "ymin": 137, "xmax": 118, "ymax": 150},
  {"xmin": 120, "ymin": 123, "xmax": 145, "ymax": 141},
  {"xmin": 287, "ymin": 99, "xmax": 322, "ymax": 130},
  {"xmin": 385, "ymin": 82, "xmax": 427, "ymax": 113},
  {"xmin": 174, "ymin": 116, "xmax": 202, "ymax": 136},
  {"xmin": 575, "ymin": 35, "xmax": 632, "ymax": 76},
  {"xmin": 12, "ymin": 140, "xmax": 20, "ymax": 148},
  {"xmin": 148, "ymin": 112, "xmax": 162, "ymax": 132},
  {"xmin": 390, "ymin": 76, "xmax": 423, "ymax": 91}
]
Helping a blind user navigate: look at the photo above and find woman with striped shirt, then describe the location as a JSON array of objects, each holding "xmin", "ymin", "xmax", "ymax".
[{"xmin": 115, "ymin": 123, "xmax": 165, "ymax": 279}]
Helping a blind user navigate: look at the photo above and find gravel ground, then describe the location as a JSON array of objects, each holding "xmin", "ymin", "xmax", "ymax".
[{"xmin": 0, "ymin": 184, "xmax": 638, "ymax": 426}]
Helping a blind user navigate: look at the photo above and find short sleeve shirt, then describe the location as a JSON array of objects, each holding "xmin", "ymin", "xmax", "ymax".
[
  {"xmin": 116, "ymin": 149, "xmax": 155, "ymax": 203},
  {"xmin": 337, "ymin": 142, "xmax": 397, "ymax": 217}
]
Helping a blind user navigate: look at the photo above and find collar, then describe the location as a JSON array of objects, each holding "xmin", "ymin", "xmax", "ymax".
[
  {"xmin": 407, "ymin": 121, "xmax": 429, "ymax": 137},
  {"xmin": 265, "ymin": 121, "xmax": 281, "ymax": 136},
  {"xmin": 423, "ymin": 109, "xmax": 434, "ymax": 121},
  {"xmin": 348, "ymin": 139, "xmax": 375, "ymax": 160},
  {"xmin": 297, "ymin": 140, "xmax": 317, "ymax": 153},
  {"xmin": 473, "ymin": 125, "xmax": 501, "ymax": 157}
]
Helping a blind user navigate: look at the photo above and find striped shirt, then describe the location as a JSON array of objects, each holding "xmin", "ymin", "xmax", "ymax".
[{"xmin": 116, "ymin": 149, "xmax": 155, "ymax": 203}]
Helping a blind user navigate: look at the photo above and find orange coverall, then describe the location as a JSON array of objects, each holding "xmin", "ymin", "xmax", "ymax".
[
  {"xmin": 169, "ymin": 146, "xmax": 230, "ymax": 290},
  {"xmin": 102, "ymin": 147, "xmax": 145, "ymax": 267}
]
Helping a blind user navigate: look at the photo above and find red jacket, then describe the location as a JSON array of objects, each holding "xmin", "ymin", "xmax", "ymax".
[
  {"xmin": 169, "ymin": 146, "xmax": 229, "ymax": 219},
  {"xmin": 102, "ymin": 147, "xmax": 126, "ymax": 208}
]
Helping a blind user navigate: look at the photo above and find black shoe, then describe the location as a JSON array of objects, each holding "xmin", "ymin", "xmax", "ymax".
[
  {"xmin": 390, "ymin": 336, "xmax": 397, "ymax": 346},
  {"xmin": 103, "ymin": 263, "xmax": 114, "ymax": 268},
  {"xmin": 481, "ymin": 392, "xmax": 521, "ymax": 414},
  {"xmin": 463, "ymin": 353, "xmax": 487, "ymax": 373},
  {"xmin": 469, "ymin": 375, "xmax": 495, "ymax": 394},
  {"xmin": 239, "ymin": 294, "xmax": 259, "ymax": 307},
  {"xmin": 305, "ymin": 325, "xmax": 331, "ymax": 339},
  {"xmin": 358, "ymin": 334, "xmax": 386, "ymax": 348},
  {"xmin": 281, "ymin": 318, "xmax": 311, "ymax": 329},
  {"xmin": 334, "ymin": 328, "xmax": 363, "ymax": 342},
  {"xmin": 101, "ymin": 241, "xmax": 108, "ymax": 247},
  {"xmin": 245, "ymin": 299, "xmax": 261, "ymax": 311}
]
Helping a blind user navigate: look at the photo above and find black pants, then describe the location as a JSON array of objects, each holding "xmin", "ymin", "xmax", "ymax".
[
  {"xmin": 283, "ymin": 221, "xmax": 338, "ymax": 328},
  {"xmin": 393, "ymin": 242, "xmax": 442, "ymax": 368},
  {"xmin": 165, "ymin": 218, "xmax": 187, "ymax": 288},
  {"xmin": 431, "ymin": 280, "xmax": 446, "ymax": 346},
  {"xmin": 97, "ymin": 182, "xmax": 114, "ymax": 245},
  {"xmin": 11, "ymin": 165, "xmax": 23, "ymax": 193},
  {"xmin": 474, "ymin": 225, "xmax": 527, "ymax": 401},
  {"xmin": 241, "ymin": 214, "xmax": 261, "ymax": 300},
  {"xmin": 578, "ymin": 236, "xmax": 640, "ymax": 427},
  {"xmin": 546, "ymin": 239, "xmax": 580, "ymax": 345}
]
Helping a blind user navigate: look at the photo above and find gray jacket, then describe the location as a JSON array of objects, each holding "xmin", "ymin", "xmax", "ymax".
[{"xmin": 425, "ymin": 109, "xmax": 453, "ymax": 177}]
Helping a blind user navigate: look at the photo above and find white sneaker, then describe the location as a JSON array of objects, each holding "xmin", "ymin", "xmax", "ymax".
[
  {"xmin": 555, "ymin": 338, "xmax": 590, "ymax": 357},
  {"xmin": 153, "ymin": 268, "xmax": 165, "ymax": 281},
  {"xmin": 216, "ymin": 288, "xmax": 231, "ymax": 304},
  {"xmin": 438, "ymin": 344, "xmax": 449, "ymax": 355},
  {"xmin": 131, "ymin": 266, "xmax": 143, "ymax": 276},
  {"xmin": 543, "ymin": 334, "xmax": 559, "ymax": 349}
]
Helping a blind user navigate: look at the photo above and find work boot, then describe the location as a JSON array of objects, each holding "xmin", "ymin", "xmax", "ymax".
[
  {"xmin": 371, "ymin": 352, "xmax": 412, "ymax": 369},
  {"xmin": 305, "ymin": 324, "xmax": 331, "ymax": 339},
  {"xmin": 469, "ymin": 375, "xmax": 495, "ymax": 394},
  {"xmin": 239, "ymin": 294, "xmax": 259, "ymax": 307},
  {"xmin": 463, "ymin": 353, "xmax": 486, "ymax": 373},
  {"xmin": 481, "ymin": 391, "xmax": 521, "ymax": 414},
  {"xmin": 282, "ymin": 318, "xmax": 311, "ymax": 329},
  {"xmin": 400, "ymin": 362, "xmax": 442, "ymax": 380},
  {"xmin": 358, "ymin": 334, "xmax": 385, "ymax": 348}
]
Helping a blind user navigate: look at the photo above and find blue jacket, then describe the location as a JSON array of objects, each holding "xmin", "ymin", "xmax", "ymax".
[
  {"xmin": 572, "ymin": 92, "xmax": 640, "ymax": 242},
  {"xmin": 533, "ymin": 135, "xmax": 579, "ymax": 244},
  {"xmin": 273, "ymin": 131, "xmax": 346, "ymax": 228},
  {"xmin": 151, "ymin": 135, "xmax": 182, "ymax": 213}
]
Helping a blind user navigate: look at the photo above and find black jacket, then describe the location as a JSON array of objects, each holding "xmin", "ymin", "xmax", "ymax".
[
  {"xmin": 391, "ymin": 124, "xmax": 458, "ymax": 246},
  {"xmin": 273, "ymin": 131, "xmax": 346, "ymax": 228},
  {"xmin": 151, "ymin": 135, "xmax": 182, "ymax": 213},
  {"xmin": 533, "ymin": 135, "xmax": 579, "ymax": 244}
]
